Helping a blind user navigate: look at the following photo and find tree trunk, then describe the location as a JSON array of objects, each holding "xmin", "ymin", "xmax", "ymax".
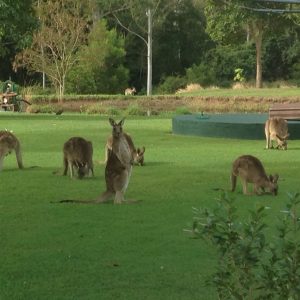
[
  {"xmin": 147, "ymin": 8, "xmax": 152, "ymax": 96},
  {"xmin": 255, "ymin": 23, "xmax": 263, "ymax": 89}
]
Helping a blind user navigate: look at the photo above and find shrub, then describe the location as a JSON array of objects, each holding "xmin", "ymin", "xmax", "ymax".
[
  {"xmin": 175, "ymin": 106, "xmax": 192, "ymax": 115},
  {"xmin": 85, "ymin": 104, "xmax": 107, "ymax": 115},
  {"xmin": 156, "ymin": 75, "xmax": 187, "ymax": 94},
  {"xmin": 187, "ymin": 191, "xmax": 300, "ymax": 299},
  {"xmin": 26, "ymin": 104, "xmax": 56, "ymax": 114},
  {"xmin": 125, "ymin": 104, "xmax": 146, "ymax": 116},
  {"xmin": 106, "ymin": 107, "xmax": 120, "ymax": 116}
]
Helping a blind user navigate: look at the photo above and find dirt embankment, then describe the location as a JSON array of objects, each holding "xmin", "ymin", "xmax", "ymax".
[{"xmin": 26, "ymin": 95, "xmax": 300, "ymax": 114}]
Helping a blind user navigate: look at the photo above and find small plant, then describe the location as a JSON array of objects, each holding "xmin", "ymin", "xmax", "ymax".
[
  {"xmin": 175, "ymin": 106, "xmax": 192, "ymax": 115},
  {"xmin": 85, "ymin": 104, "xmax": 107, "ymax": 115},
  {"xmin": 125, "ymin": 104, "xmax": 146, "ymax": 116},
  {"xmin": 187, "ymin": 191, "xmax": 300, "ymax": 299},
  {"xmin": 106, "ymin": 107, "xmax": 120, "ymax": 116},
  {"xmin": 234, "ymin": 68, "xmax": 245, "ymax": 82}
]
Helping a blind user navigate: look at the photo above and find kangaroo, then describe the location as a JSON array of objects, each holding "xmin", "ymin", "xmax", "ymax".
[
  {"xmin": 265, "ymin": 117, "xmax": 289, "ymax": 150},
  {"xmin": 231, "ymin": 155, "xmax": 279, "ymax": 196},
  {"xmin": 63, "ymin": 137, "xmax": 94, "ymax": 179},
  {"xmin": 59, "ymin": 118, "xmax": 136, "ymax": 204},
  {"xmin": 104, "ymin": 134, "xmax": 145, "ymax": 166},
  {"xmin": 0, "ymin": 130, "xmax": 23, "ymax": 171},
  {"xmin": 124, "ymin": 87, "xmax": 136, "ymax": 96}
]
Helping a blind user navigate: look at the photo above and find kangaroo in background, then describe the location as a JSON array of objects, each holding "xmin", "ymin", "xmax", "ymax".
[
  {"xmin": 104, "ymin": 134, "xmax": 145, "ymax": 166},
  {"xmin": 0, "ymin": 130, "xmax": 23, "ymax": 171},
  {"xmin": 265, "ymin": 117, "xmax": 289, "ymax": 150},
  {"xmin": 231, "ymin": 155, "xmax": 279, "ymax": 196},
  {"xmin": 124, "ymin": 87, "xmax": 136, "ymax": 96},
  {"xmin": 63, "ymin": 137, "xmax": 94, "ymax": 179},
  {"xmin": 60, "ymin": 118, "xmax": 136, "ymax": 204}
]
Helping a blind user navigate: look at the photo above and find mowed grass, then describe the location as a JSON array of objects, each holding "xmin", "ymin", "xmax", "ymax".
[{"xmin": 0, "ymin": 113, "xmax": 299, "ymax": 300}]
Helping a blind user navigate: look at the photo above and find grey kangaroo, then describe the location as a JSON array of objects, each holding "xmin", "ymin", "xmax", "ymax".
[
  {"xmin": 104, "ymin": 134, "xmax": 145, "ymax": 166},
  {"xmin": 231, "ymin": 155, "xmax": 279, "ymax": 196},
  {"xmin": 63, "ymin": 137, "xmax": 94, "ymax": 179},
  {"xmin": 265, "ymin": 117, "xmax": 289, "ymax": 150},
  {"xmin": 0, "ymin": 130, "xmax": 23, "ymax": 171},
  {"xmin": 60, "ymin": 118, "xmax": 136, "ymax": 204}
]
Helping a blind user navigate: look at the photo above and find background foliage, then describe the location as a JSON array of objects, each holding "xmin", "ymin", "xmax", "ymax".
[{"xmin": 2, "ymin": 0, "xmax": 300, "ymax": 93}]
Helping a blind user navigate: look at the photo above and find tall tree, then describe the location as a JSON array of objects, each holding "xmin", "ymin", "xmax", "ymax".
[
  {"xmin": 204, "ymin": 0, "xmax": 289, "ymax": 88},
  {"xmin": 0, "ymin": 0, "xmax": 37, "ymax": 80},
  {"xmin": 66, "ymin": 20, "xmax": 129, "ymax": 94},
  {"xmin": 98, "ymin": 0, "xmax": 178, "ymax": 95},
  {"xmin": 14, "ymin": 0, "xmax": 88, "ymax": 101},
  {"xmin": 153, "ymin": 0, "xmax": 213, "ymax": 82}
]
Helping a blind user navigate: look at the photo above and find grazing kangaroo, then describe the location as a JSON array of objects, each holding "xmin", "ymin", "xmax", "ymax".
[
  {"xmin": 63, "ymin": 137, "xmax": 94, "ymax": 179},
  {"xmin": 0, "ymin": 130, "xmax": 23, "ymax": 171},
  {"xmin": 124, "ymin": 87, "xmax": 136, "ymax": 96},
  {"xmin": 60, "ymin": 118, "xmax": 136, "ymax": 204},
  {"xmin": 231, "ymin": 155, "xmax": 279, "ymax": 196},
  {"xmin": 104, "ymin": 134, "xmax": 145, "ymax": 166},
  {"xmin": 265, "ymin": 117, "xmax": 289, "ymax": 150}
]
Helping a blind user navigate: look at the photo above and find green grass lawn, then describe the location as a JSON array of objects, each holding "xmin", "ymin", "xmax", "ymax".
[{"xmin": 0, "ymin": 113, "xmax": 299, "ymax": 299}]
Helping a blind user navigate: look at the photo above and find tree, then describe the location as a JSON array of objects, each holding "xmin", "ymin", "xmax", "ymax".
[
  {"xmin": 66, "ymin": 20, "xmax": 129, "ymax": 94},
  {"xmin": 204, "ymin": 0, "xmax": 289, "ymax": 88},
  {"xmin": 99, "ymin": 0, "xmax": 178, "ymax": 95},
  {"xmin": 0, "ymin": 0, "xmax": 37, "ymax": 80},
  {"xmin": 153, "ymin": 0, "xmax": 213, "ymax": 82},
  {"xmin": 14, "ymin": 0, "xmax": 88, "ymax": 101}
]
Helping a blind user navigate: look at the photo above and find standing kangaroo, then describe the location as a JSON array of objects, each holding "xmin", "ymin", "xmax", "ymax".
[
  {"xmin": 63, "ymin": 137, "xmax": 94, "ymax": 179},
  {"xmin": 124, "ymin": 87, "xmax": 136, "ymax": 96},
  {"xmin": 0, "ymin": 130, "xmax": 23, "ymax": 171},
  {"xmin": 104, "ymin": 134, "xmax": 145, "ymax": 166},
  {"xmin": 265, "ymin": 117, "xmax": 289, "ymax": 150},
  {"xmin": 60, "ymin": 118, "xmax": 135, "ymax": 204},
  {"xmin": 231, "ymin": 155, "xmax": 279, "ymax": 196}
]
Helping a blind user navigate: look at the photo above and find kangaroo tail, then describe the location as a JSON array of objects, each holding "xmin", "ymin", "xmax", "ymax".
[
  {"xmin": 56, "ymin": 199, "xmax": 98, "ymax": 204},
  {"xmin": 15, "ymin": 141, "xmax": 24, "ymax": 169},
  {"xmin": 231, "ymin": 172, "xmax": 237, "ymax": 192},
  {"xmin": 55, "ymin": 191, "xmax": 114, "ymax": 204}
]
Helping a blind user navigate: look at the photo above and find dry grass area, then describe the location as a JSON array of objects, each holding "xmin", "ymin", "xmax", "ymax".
[{"xmin": 26, "ymin": 94, "xmax": 300, "ymax": 115}]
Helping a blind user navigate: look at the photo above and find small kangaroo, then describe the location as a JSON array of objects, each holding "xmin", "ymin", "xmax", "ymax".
[
  {"xmin": 265, "ymin": 117, "xmax": 289, "ymax": 150},
  {"xmin": 124, "ymin": 87, "xmax": 136, "ymax": 96},
  {"xmin": 60, "ymin": 118, "xmax": 136, "ymax": 204},
  {"xmin": 104, "ymin": 134, "xmax": 145, "ymax": 166},
  {"xmin": 0, "ymin": 130, "xmax": 23, "ymax": 171},
  {"xmin": 63, "ymin": 137, "xmax": 94, "ymax": 179},
  {"xmin": 231, "ymin": 155, "xmax": 279, "ymax": 196}
]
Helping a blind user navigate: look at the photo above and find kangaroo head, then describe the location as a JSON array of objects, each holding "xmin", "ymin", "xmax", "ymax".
[
  {"xmin": 268, "ymin": 174, "xmax": 279, "ymax": 196},
  {"xmin": 77, "ymin": 162, "xmax": 89, "ymax": 179},
  {"xmin": 134, "ymin": 147, "xmax": 145, "ymax": 165},
  {"xmin": 109, "ymin": 118, "xmax": 125, "ymax": 138},
  {"xmin": 276, "ymin": 134, "xmax": 289, "ymax": 150}
]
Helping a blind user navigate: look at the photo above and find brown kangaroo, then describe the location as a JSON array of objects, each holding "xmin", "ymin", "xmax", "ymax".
[
  {"xmin": 60, "ymin": 118, "xmax": 136, "ymax": 204},
  {"xmin": 63, "ymin": 137, "xmax": 94, "ymax": 179},
  {"xmin": 0, "ymin": 130, "xmax": 23, "ymax": 171},
  {"xmin": 104, "ymin": 133, "xmax": 145, "ymax": 166},
  {"xmin": 265, "ymin": 117, "xmax": 289, "ymax": 150},
  {"xmin": 124, "ymin": 87, "xmax": 136, "ymax": 96},
  {"xmin": 231, "ymin": 155, "xmax": 279, "ymax": 196}
]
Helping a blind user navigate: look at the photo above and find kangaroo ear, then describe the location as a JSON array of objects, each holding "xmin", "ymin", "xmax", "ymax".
[
  {"xmin": 109, "ymin": 118, "xmax": 115, "ymax": 126},
  {"xmin": 269, "ymin": 174, "xmax": 273, "ymax": 182},
  {"xmin": 140, "ymin": 146, "xmax": 145, "ymax": 154},
  {"xmin": 137, "ymin": 148, "xmax": 141, "ymax": 154},
  {"xmin": 118, "ymin": 118, "xmax": 125, "ymax": 126},
  {"xmin": 273, "ymin": 174, "xmax": 279, "ymax": 183}
]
